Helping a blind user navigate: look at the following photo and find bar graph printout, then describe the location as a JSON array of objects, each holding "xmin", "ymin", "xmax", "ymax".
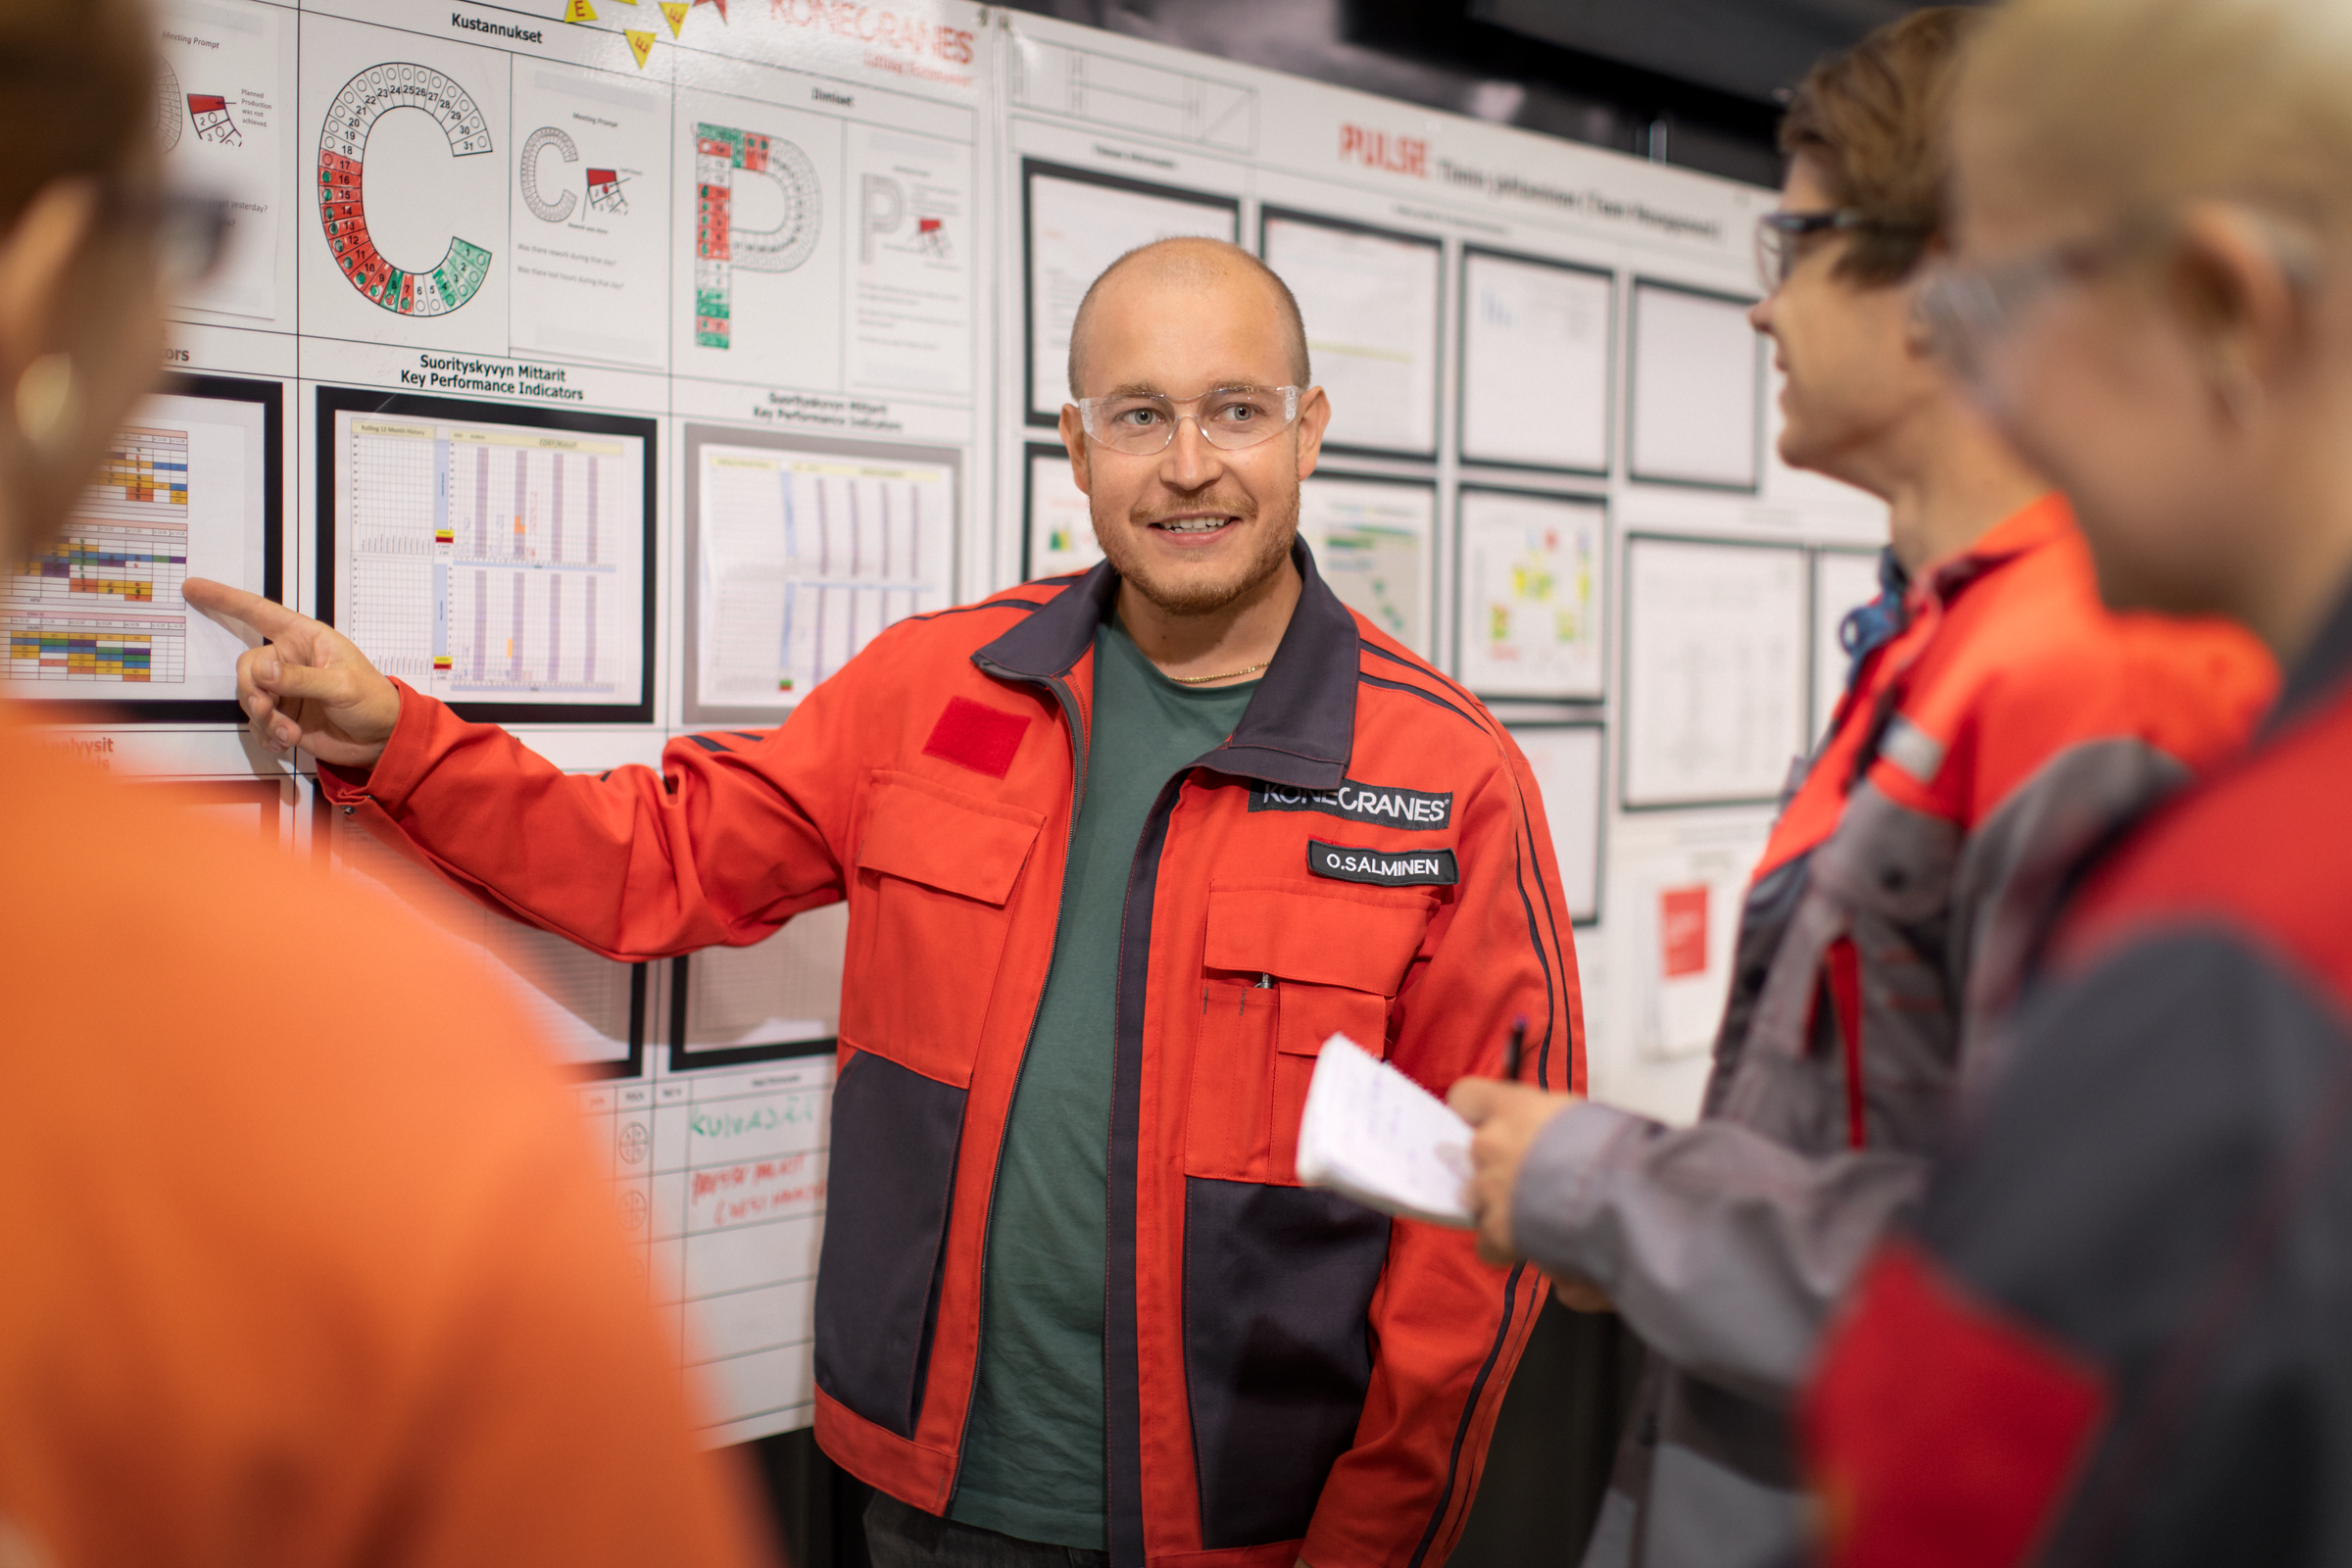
[
  {"xmin": 3, "ymin": 390, "xmax": 268, "ymax": 706},
  {"xmin": 696, "ymin": 441, "xmax": 956, "ymax": 713},
  {"xmin": 332, "ymin": 402, "xmax": 649, "ymax": 711}
]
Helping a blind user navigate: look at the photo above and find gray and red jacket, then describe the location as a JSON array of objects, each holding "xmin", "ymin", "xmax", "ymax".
[
  {"xmin": 1501, "ymin": 498, "xmax": 2273, "ymax": 1568},
  {"xmin": 320, "ymin": 544, "xmax": 1580, "ymax": 1568},
  {"xmin": 1803, "ymin": 581, "xmax": 2352, "ymax": 1568}
]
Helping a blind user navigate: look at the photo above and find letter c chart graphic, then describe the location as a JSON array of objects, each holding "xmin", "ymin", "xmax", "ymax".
[
  {"xmin": 317, "ymin": 64, "xmax": 495, "ymax": 317},
  {"xmin": 519, "ymin": 125, "xmax": 579, "ymax": 223}
]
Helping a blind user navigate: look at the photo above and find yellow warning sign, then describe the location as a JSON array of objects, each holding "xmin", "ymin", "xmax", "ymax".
[
  {"xmin": 625, "ymin": 28, "xmax": 657, "ymax": 67},
  {"xmin": 564, "ymin": 0, "xmax": 598, "ymax": 19},
  {"xmin": 660, "ymin": 2, "xmax": 688, "ymax": 34}
]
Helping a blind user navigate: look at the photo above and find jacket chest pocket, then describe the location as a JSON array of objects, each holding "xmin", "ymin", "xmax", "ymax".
[
  {"xmin": 839, "ymin": 772, "xmax": 1043, "ymax": 1088},
  {"xmin": 1184, "ymin": 884, "xmax": 1431, "ymax": 1185}
]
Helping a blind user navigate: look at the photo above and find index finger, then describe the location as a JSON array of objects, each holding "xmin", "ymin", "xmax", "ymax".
[{"xmin": 184, "ymin": 578, "xmax": 304, "ymax": 637}]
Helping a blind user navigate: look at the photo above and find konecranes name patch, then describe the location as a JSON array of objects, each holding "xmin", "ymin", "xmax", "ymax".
[
  {"xmin": 1250, "ymin": 777, "xmax": 1453, "ymax": 830},
  {"xmin": 1307, "ymin": 839, "xmax": 1460, "ymax": 888}
]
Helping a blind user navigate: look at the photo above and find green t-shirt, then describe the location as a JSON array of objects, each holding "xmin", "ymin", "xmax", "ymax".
[{"xmin": 949, "ymin": 615, "xmax": 1257, "ymax": 1547}]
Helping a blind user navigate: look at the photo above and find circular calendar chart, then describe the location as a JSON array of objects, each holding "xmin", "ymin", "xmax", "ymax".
[{"xmin": 317, "ymin": 63, "xmax": 495, "ymax": 317}]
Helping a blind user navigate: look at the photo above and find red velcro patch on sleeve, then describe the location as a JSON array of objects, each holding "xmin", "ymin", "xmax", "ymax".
[
  {"xmin": 921, "ymin": 697, "xmax": 1031, "ymax": 779},
  {"xmin": 1803, "ymin": 1241, "xmax": 2111, "ymax": 1568}
]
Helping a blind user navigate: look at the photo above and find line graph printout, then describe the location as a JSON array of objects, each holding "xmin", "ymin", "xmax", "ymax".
[
  {"xmin": 694, "ymin": 441, "xmax": 955, "ymax": 714},
  {"xmin": 3, "ymin": 393, "xmax": 267, "ymax": 703},
  {"xmin": 1024, "ymin": 163, "xmax": 1237, "ymax": 420},
  {"xmin": 1298, "ymin": 475, "xmax": 1434, "ymax": 658},
  {"xmin": 332, "ymin": 404, "xmax": 648, "ymax": 710},
  {"xmin": 1260, "ymin": 211, "xmax": 1442, "ymax": 456},
  {"xmin": 1622, "ymin": 537, "xmax": 1808, "ymax": 808},
  {"xmin": 1458, "ymin": 489, "xmax": 1605, "ymax": 700},
  {"xmin": 587, "ymin": 1054, "xmax": 835, "ymax": 1446},
  {"xmin": 1459, "ymin": 251, "xmax": 1612, "ymax": 472}
]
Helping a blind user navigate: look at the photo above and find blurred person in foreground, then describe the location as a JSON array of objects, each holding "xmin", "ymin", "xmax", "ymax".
[
  {"xmin": 1803, "ymin": 0, "xmax": 2352, "ymax": 1562},
  {"xmin": 1447, "ymin": 12, "xmax": 2275, "ymax": 1568},
  {"xmin": 0, "ymin": 4, "xmax": 772, "ymax": 1564}
]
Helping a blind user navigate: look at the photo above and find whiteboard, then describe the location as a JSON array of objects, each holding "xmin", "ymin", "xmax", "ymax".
[
  {"xmin": 1629, "ymin": 281, "xmax": 1762, "ymax": 490},
  {"xmin": 1812, "ymin": 548, "xmax": 1885, "ymax": 743},
  {"xmin": 1260, "ymin": 210, "xmax": 1443, "ymax": 457},
  {"xmin": 1457, "ymin": 488, "xmax": 1606, "ymax": 701},
  {"xmin": 1621, "ymin": 536, "xmax": 1808, "ymax": 808},
  {"xmin": 1024, "ymin": 161, "xmax": 1240, "ymax": 420},
  {"xmin": 1298, "ymin": 473, "xmax": 1437, "ymax": 657},
  {"xmin": 1025, "ymin": 443, "xmax": 1102, "ymax": 580},
  {"xmin": 1459, "ymin": 249, "xmax": 1612, "ymax": 473},
  {"xmin": 1510, "ymin": 723, "xmax": 1604, "ymax": 923}
]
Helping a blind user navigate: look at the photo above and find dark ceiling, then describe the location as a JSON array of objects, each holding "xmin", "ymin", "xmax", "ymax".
[{"xmin": 993, "ymin": 0, "xmax": 1971, "ymax": 187}]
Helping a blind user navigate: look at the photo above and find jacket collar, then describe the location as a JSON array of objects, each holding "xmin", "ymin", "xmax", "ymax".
[
  {"xmin": 973, "ymin": 539, "xmax": 1358, "ymax": 790},
  {"xmin": 2265, "ymin": 568, "xmax": 2352, "ymax": 738},
  {"xmin": 1917, "ymin": 491, "xmax": 2075, "ymax": 605}
]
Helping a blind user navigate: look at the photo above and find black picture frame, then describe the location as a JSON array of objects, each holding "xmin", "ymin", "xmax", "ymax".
[
  {"xmin": 1453, "ymin": 481, "xmax": 1611, "ymax": 705},
  {"xmin": 666, "ymin": 953, "xmax": 838, "ymax": 1073},
  {"xmin": 1257, "ymin": 205, "xmax": 1445, "ymax": 463},
  {"xmin": 1456, "ymin": 245, "xmax": 1616, "ymax": 477},
  {"xmin": 314, "ymin": 385, "xmax": 658, "ymax": 725},
  {"xmin": 5, "ymin": 373, "xmax": 284, "ymax": 724},
  {"xmin": 1021, "ymin": 157, "xmax": 1241, "ymax": 429},
  {"xmin": 1502, "ymin": 718, "xmax": 1608, "ymax": 926},
  {"xmin": 574, "ymin": 961, "xmax": 652, "ymax": 1082},
  {"xmin": 1625, "ymin": 277, "xmax": 1766, "ymax": 495}
]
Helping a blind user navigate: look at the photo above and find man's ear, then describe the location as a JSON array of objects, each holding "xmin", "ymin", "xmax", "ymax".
[
  {"xmin": 1058, "ymin": 402, "xmax": 1091, "ymax": 495},
  {"xmin": 1294, "ymin": 386, "xmax": 1331, "ymax": 479},
  {"xmin": 2165, "ymin": 201, "xmax": 2310, "ymax": 424}
]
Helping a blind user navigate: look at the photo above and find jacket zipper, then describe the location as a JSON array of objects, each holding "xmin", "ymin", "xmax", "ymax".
[{"xmin": 945, "ymin": 660, "xmax": 1088, "ymax": 1510}]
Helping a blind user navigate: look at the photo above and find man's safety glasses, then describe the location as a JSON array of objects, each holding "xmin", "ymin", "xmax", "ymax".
[
  {"xmin": 1754, "ymin": 208, "xmax": 1928, "ymax": 294},
  {"xmin": 1073, "ymin": 385, "xmax": 1302, "ymax": 457}
]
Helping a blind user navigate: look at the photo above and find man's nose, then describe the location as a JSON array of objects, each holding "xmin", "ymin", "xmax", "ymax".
[{"xmin": 1160, "ymin": 414, "xmax": 1223, "ymax": 488}]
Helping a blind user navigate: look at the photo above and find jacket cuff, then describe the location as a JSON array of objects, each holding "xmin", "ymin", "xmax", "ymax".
[
  {"xmin": 1509, "ymin": 1101, "xmax": 1650, "ymax": 1282},
  {"xmin": 315, "ymin": 678, "xmax": 441, "ymax": 812}
]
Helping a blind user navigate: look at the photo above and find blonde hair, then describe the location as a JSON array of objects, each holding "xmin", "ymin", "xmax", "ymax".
[{"xmin": 1959, "ymin": 0, "xmax": 2352, "ymax": 230}]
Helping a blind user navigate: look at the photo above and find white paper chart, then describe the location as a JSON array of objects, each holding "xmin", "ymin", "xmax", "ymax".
[
  {"xmin": 1024, "ymin": 164, "xmax": 1238, "ymax": 419},
  {"xmin": 333, "ymin": 404, "xmax": 648, "ymax": 709},
  {"xmin": 586, "ymin": 1055, "xmax": 833, "ymax": 1447},
  {"xmin": 510, "ymin": 63, "xmax": 671, "ymax": 368},
  {"xmin": 1622, "ymin": 537, "xmax": 1808, "ymax": 807},
  {"xmin": 1459, "ymin": 250, "xmax": 1612, "ymax": 472},
  {"xmin": 1458, "ymin": 489, "xmax": 1606, "ymax": 700},
  {"xmin": 160, "ymin": 0, "xmax": 283, "ymax": 320},
  {"xmin": 1025, "ymin": 445, "xmax": 1101, "ymax": 580},
  {"xmin": 3, "ymin": 392, "xmax": 267, "ymax": 704},
  {"xmin": 1298, "ymin": 475, "xmax": 1436, "ymax": 657},
  {"xmin": 680, "ymin": 906, "xmax": 849, "ymax": 1059},
  {"xmin": 1509, "ymin": 724, "xmax": 1604, "ymax": 923},
  {"xmin": 1629, "ymin": 282, "xmax": 1762, "ymax": 489},
  {"xmin": 1261, "ymin": 212, "xmax": 1442, "ymax": 456},
  {"xmin": 1813, "ymin": 548, "xmax": 1884, "ymax": 741},
  {"xmin": 694, "ymin": 440, "xmax": 955, "ymax": 713}
]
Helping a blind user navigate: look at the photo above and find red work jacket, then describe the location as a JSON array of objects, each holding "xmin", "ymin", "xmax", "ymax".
[{"xmin": 321, "ymin": 546, "xmax": 1581, "ymax": 1568}]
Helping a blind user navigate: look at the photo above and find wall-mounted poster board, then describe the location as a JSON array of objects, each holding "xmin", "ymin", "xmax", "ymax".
[
  {"xmin": 2, "ymin": 376, "xmax": 279, "ymax": 723},
  {"xmin": 1509, "ymin": 722, "xmax": 1605, "ymax": 924},
  {"xmin": 1458, "ymin": 249, "xmax": 1613, "ymax": 474},
  {"xmin": 1456, "ymin": 487, "xmax": 1605, "ymax": 701},
  {"xmin": 1621, "ymin": 535, "xmax": 1807, "ymax": 808},
  {"xmin": 1297, "ymin": 473, "xmax": 1436, "ymax": 657},
  {"xmin": 1023, "ymin": 160, "xmax": 1240, "ymax": 423},
  {"xmin": 1259, "ymin": 209, "xmax": 1443, "ymax": 459},
  {"xmin": 1628, "ymin": 280, "xmax": 1763, "ymax": 491},
  {"xmin": 1023, "ymin": 442, "xmax": 1101, "ymax": 581},
  {"xmin": 318, "ymin": 387, "xmax": 657, "ymax": 725},
  {"xmin": 682, "ymin": 425, "xmax": 959, "ymax": 726},
  {"xmin": 1811, "ymin": 547, "xmax": 1885, "ymax": 743}
]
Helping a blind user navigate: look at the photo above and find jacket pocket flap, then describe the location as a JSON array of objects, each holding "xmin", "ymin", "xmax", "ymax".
[
  {"xmin": 857, "ymin": 775, "xmax": 1043, "ymax": 906},
  {"xmin": 1204, "ymin": 884, "xmax": 1428, "ymax": 995}
]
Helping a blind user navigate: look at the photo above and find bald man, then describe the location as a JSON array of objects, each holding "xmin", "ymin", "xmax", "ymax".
[{"xmin": 188, "ymin": 239, "xmax": 1582, "ymax": 1568}]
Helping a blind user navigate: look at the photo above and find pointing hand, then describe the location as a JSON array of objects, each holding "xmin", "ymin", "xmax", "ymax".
[{"xmin": 185, "ymin": 578, "xmax": 401, "ymax": 769}]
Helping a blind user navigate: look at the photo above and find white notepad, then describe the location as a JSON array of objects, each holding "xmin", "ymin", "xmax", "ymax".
[{"xmin": 1295, "ymin": 1034, "xmax": 1476, "ymax": 1228}]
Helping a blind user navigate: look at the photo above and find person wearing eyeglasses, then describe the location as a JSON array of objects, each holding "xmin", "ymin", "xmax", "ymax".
[
  {"xmin": 1444, "ymin": 12, "xmax": 2274, "ymax": 1568},
  {"xmin": 0, "ymin": 3, "xmax": 776, "ymax": 1565},
  {"xmin": 187, "ymin": 234, "xmax": 1578, "ymax": 1568},
  {"xmin": 1804, "ymin": 0, "xmax": 2352, "ymax": 1560}
]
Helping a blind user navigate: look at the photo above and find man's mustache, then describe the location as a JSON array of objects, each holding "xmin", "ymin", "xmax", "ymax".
[{"xmin": 1123, "ymin": 496, "xmax": 1259, "ymax": 527}]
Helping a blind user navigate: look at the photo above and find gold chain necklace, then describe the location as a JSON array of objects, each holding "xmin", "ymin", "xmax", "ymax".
[{"xmin": 1167, "ymin": 660, "xmax": 1268, "ymax": 685}]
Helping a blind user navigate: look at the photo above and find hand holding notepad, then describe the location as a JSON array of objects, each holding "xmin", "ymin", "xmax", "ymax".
[{"xmin": 1295, "ymin": 1034, "xmax": 1475, "ymax": 1228}]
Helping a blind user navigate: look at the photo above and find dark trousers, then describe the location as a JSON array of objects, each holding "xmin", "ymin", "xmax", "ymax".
[{"xmin": 862, "ymin": 1494, "xmax": 1109, "ymax": 1568}]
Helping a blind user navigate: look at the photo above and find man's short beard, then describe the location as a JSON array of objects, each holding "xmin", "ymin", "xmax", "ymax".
[{"xmin": 1096, "ymin": 489, "xmax": 1299, "ymax": 617}]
